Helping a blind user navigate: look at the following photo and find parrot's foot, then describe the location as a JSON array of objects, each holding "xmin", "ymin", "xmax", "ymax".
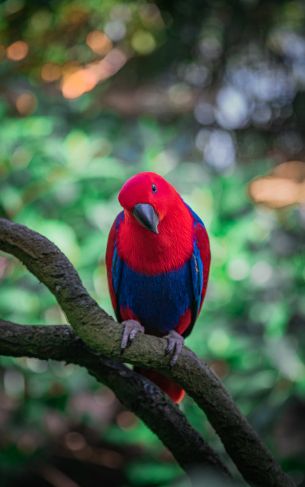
[
  {"xmin": 165, "ymin": 331, "xmax": 184, "ymax": 366},
  {"xmin": 121, "ymin": 320, "xmax": 144, "ymax": 351}
]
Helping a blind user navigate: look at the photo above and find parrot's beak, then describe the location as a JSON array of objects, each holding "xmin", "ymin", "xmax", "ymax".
[{"xmin": 133, "ymin": 203, "xmax": 159, "ymax": 234}]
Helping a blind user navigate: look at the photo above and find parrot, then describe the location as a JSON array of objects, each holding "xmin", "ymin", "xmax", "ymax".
[{"xmin": 106, "ymin": 172, "xmax": 211, "ymax": 403}]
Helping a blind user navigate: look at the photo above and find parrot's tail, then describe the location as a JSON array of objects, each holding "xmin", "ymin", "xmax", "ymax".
[{"xmin": 135, "ymin": 368, "xmax": 185, "ymax": 404}]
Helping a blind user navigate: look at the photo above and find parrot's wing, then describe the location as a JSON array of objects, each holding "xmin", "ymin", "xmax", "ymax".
[
  {"xmin": 105, "ymin": 211, "xmax": 124, "ymax": 321},
  {"xmin": 183, "ymin": 207, "xmax": 211, "ymax": 338},
  {"xmin": 192, "ymin": 220, "xmax": 211, "ymax": 313}
]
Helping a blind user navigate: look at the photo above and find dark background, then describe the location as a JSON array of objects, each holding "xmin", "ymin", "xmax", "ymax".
[{"xmin": 0, "ymin": 1, "xmax": 305, "ymax": 486}]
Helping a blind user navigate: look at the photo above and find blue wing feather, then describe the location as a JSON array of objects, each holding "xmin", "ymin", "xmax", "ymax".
[
  {"xmin": 190, "ymin": 239, "xmax": 204, "ymax": 318},
  {"xmin": 110, "ymin": 211, "xmax": 124, "ymax": 320},
  {"xmin": 184, "ymin": 202, "xmax": 205, "ymax": 226},
  {"xmin": 183, "ymin": 202, "xmax": 209, "ymax": 337}
]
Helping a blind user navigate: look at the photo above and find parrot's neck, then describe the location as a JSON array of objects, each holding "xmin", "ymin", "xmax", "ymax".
[{"xmin": 117, "ymin": 200, "xmax": 194, "ymax": 275}]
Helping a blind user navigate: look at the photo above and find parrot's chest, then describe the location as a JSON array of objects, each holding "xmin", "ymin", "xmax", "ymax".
[{"xmin": 118, "ymin": 261, "xmax": 193, "ymax": 334}]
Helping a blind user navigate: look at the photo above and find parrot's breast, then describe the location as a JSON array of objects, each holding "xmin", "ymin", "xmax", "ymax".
[{"xmin": 118, "ymin": 261, "xmax": 193, "ymax": 334}]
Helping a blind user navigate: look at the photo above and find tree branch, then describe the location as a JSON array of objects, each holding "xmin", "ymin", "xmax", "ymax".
[
  {"xmin": 0, "ymin": 218, "xmax": 296, "ymax": 487},
  {"xmin": 0, "ymin": 319, "xmax": 229, "ymax": 477}
]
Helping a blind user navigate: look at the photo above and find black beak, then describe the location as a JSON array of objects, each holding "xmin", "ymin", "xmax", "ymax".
[{"xmin": 132, "ymin": 203, "xmax": 159, "ymax": 234}]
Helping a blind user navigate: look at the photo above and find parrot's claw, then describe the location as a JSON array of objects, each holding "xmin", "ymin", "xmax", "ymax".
[
  {"xmin": 121, "ymin": 320, "xmax": 144, "ymax": 351},
  {"xmin": 165, "ymin": 330, "xmax": 184, "ymax": 366}
]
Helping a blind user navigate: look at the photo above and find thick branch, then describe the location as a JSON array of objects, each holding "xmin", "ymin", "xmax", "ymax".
[
  {"xmin": 0, "ymin": 218, "xmax": 296, "ymax": 487},
  {"xmin": 0, "ymin": 319, "xmax": 229, "ymax": 477}
]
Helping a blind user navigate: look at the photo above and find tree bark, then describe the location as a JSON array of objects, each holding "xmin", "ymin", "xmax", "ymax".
[{"xmin": 0, "ymin": 218, "xmax": 296, "ymax": 487}]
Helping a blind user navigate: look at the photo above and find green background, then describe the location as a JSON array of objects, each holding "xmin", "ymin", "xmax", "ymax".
[{"xmin": 0, "ymin": 1, "xmax": 305, "ymax": 486}]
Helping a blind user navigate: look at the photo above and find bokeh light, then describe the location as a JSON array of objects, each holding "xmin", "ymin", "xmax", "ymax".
[
  {"xmin": 6, "ymin": 40, "xmax": 28, "ymax": 61},
  {"xmin": 41, "ymin": 63, "xmax": 62, "ymax": 82},
  {"xmin": 249, "ymin": 161, "xmax": 305, "ymax": 208},
  {"xmin": 61, "ymin": 48, "xmax": 127, "ymax": 99},
  {"xmin": 131, "ymin": 30, "xmax": 156, "ymax": 54},
  {"xmin": 86, "ymin": 31, "xmax": 113, "ymax": 56},
  {"xmin": 15, "ymin": 92, "xmax": 37, "ymax": 115}
]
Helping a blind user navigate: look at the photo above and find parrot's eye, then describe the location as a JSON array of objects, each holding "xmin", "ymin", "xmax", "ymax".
[{"xmin": 152, "ymin": 184, "xmax": 157, "ymax": 193}]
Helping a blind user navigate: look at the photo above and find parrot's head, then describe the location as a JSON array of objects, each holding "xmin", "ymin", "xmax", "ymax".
[{"xmin": 118, "ymin": 172, "xmax": 178, "ymax": 234}]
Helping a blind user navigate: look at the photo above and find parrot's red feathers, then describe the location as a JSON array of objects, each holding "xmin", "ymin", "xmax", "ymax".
[
  {"xmin": 175, "ymin": 308, "xmax": 192, "ymax": 335},
  {"xmin": 135, "ymin": 369, "xmax": 185, "ymax": 404}
]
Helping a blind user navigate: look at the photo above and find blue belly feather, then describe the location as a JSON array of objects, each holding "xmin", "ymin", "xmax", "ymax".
[{"xmin": 117, "ymin": 260, "xmax": 193, "ymax": 333}]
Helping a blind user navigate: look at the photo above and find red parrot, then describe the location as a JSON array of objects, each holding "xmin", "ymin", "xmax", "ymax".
[{"xmin": 106, "ymin": 172, "xmax": 210, "ymax": 403}]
